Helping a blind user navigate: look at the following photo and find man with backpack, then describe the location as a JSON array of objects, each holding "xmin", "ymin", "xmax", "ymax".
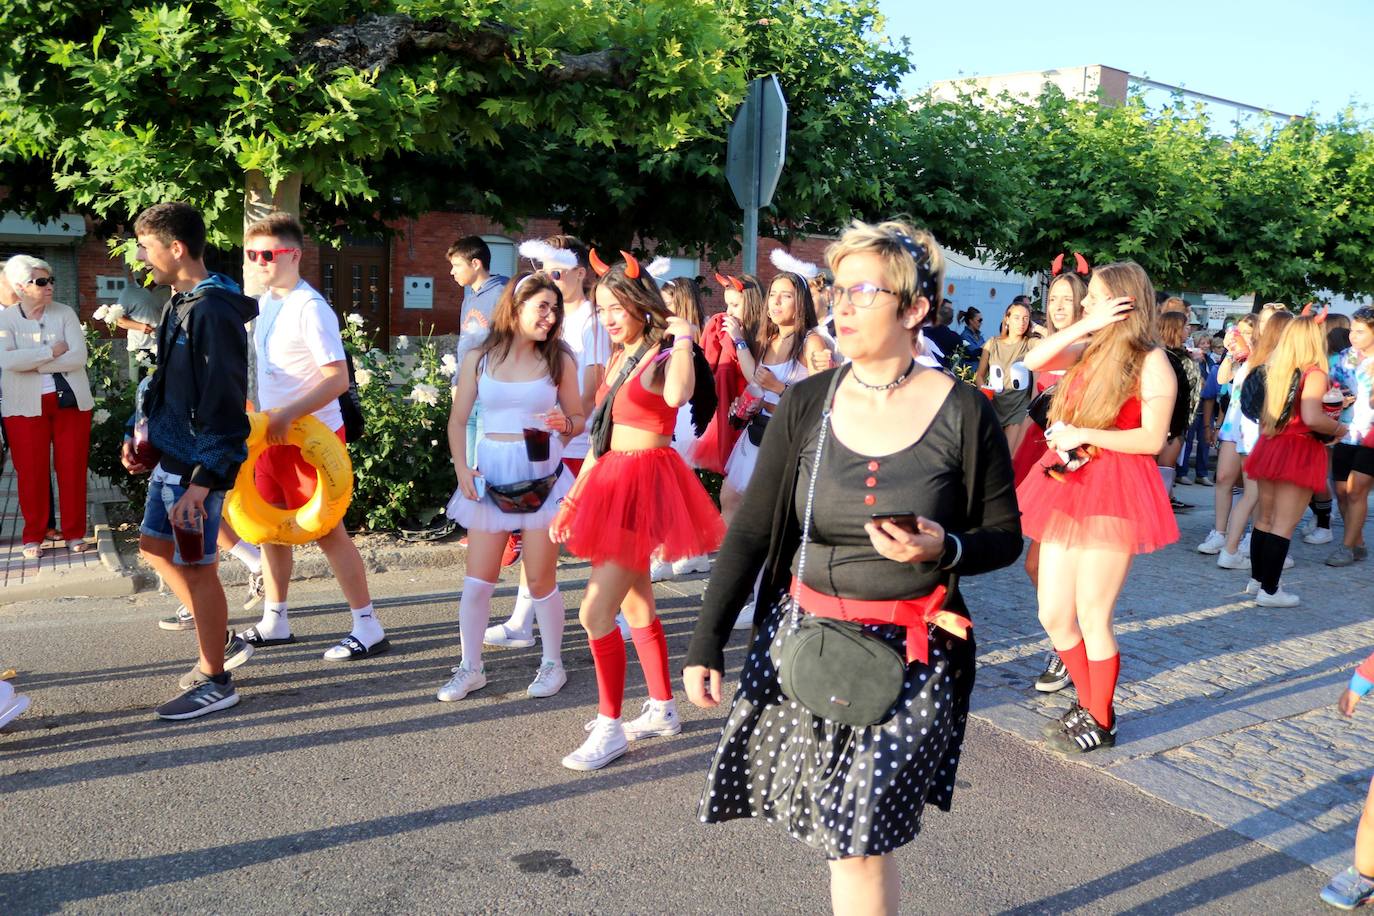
[{"xmin": 238, "ymin": 212, "xmax": 388, "ymax": 661}]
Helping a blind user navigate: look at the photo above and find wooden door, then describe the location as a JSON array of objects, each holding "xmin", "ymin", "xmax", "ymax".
[{"xmin": 319, "ymin": 237, "xmax": 389, "ymax": 348}]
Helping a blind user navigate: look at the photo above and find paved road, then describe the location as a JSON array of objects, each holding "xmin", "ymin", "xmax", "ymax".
[{"xmin": 0, "ymin": 565, "xmax": 1330, "ymax": 913}]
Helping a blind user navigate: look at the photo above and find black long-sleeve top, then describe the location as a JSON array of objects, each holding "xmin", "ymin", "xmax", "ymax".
[{"xmin": 684, "ymin": 367, "xmax": 1024, "ymax": 672}]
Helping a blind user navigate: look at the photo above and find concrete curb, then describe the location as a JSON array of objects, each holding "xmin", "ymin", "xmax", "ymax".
[{"xmin": 0, "ymin": 502, "xmax": 143, "ymax": 604}]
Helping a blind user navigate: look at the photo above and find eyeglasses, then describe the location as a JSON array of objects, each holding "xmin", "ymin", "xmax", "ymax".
[
  {"xmin": 549, "ymin": 270, "xmax": 564, "ymax": 281},
  {"xmin": 26, "ymin": 276, "xmax": 56, "ymax": 287},
  {"xmin": 832, "ymin": 282, "xmax": 898, "ymax": 310},
  {"xmin": 245, "ymin": 247, "xmax": 298, "ymax": 264}
]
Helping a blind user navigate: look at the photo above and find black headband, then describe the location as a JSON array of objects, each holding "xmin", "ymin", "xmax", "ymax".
[{"xmin": 894, "ymin": 232, "xmax": 939, "ymax": 303}]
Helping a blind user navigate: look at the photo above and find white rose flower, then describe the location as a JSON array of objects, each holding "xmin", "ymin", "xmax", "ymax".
[
  {"xmin": 412, "ymin": 366, "xmax": 428, "ymax": 380},
  {"xmin": 354, "ymin": 367, "xmax": 373, "ymax": 387},
  {"xmin": 105, "ymin": 304, "xmax": 125, "ymax": 323},
  {"xmin": 93, "ymin": 305, "xmax": 109, "ymax": 321},
  {"xmin": 408, "ymin": 383, "xmax": 440, "ymax": 407},
  {"xmin": 134, "ymin": 350, "xmax": 153, "ymax": 365},
  {"xmin": 93, "ymin": 409, "xmax": 111, "ymax": 424},
  {"xmin": 396, "ymin": 335, "xmax": 411, "ymax": 351},
  {"xmin": 346, "ymin": 313, "xmax": 366, "ymax": 326},
  {"xmin": 440, "ymin": 354, "xmax": 459, "ymax": 376}
]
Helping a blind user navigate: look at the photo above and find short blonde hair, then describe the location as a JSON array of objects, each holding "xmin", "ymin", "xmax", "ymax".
[
  {"xmin": 825, "ymin": 219, "xmax": 945, "ymax": 320},
  {"xmin": 4, "ymin": 255, "xmax": 52, "ymax": 298}
]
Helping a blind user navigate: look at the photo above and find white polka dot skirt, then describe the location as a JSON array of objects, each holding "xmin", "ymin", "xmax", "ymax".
[{"xmin": 698, "ymin": 607, "xmax": 975, "ymax": 859}]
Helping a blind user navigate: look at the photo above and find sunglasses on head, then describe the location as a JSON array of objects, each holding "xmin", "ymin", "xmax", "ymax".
[
  {"xmin": 246, "ymin": 247, "xmax": 298, "ymax": 264},
  {"xmin": 27, "ymin": 276, "xmax": 56, "ymax": 287}
]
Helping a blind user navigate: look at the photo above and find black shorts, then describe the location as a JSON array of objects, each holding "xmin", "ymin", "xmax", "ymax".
[{"xmin": 1332, "ymin": 443, "xmax": 1374, "ymax": 482}]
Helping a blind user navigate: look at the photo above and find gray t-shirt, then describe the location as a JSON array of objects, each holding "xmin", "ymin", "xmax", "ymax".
[
  {"xmin": 455, "ymin": 274, "xmax": 509, "ymax": 364},
  {"xmin": 118, "ymin": 283, "xmax": 170, "ymax": 352}
]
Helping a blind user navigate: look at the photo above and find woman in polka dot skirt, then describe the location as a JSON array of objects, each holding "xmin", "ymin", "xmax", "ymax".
[{"xmin": 683, "ymin": 220, "xmax": 1022, "ymax": 914}]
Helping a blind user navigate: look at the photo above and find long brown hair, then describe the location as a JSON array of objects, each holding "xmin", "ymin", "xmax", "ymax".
[
  {"xmin": 1049, "ymin": 261, "xmax": 1159, "ymax": 430},
  {"xmin": 1046, "ymin": 273, "xmax": 1087, "ymax": 332},
  {"xmin": 478, "ymin": 272, "xmax": 568, "ymax": 385},
  {"xmin": 763, "ymin": 272, "xmax": 818, "ymax": 364},
  {"xmin": 660, "ymin": 277, "xmax": 704, "ymax": 329}
]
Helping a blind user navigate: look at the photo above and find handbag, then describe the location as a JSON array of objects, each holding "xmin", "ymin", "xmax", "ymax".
[
  {"xmin": 767, "ymin": 365, "xmax": 907, "ymax": 728},
  {"xmin": 337, "ymin": 350, "xmax": 365, "ymax": 441},
  {"xmin": 745, "ymin": 412, "xmax": 770, "ymax": 447},
  {"xmin": 587, "ymin": 340, "xmax": 652, "ymax": 458},
  {"xmin": 485, "ymin": 464, "xmax": 563, "ymax": 514},
  {"xmin": 1026, "ymin": 384, "xmax": 1055, "ymax": 429},
  {"xmin": 53, "ymin": 373, "xmax": 78, "ymax": 409}
]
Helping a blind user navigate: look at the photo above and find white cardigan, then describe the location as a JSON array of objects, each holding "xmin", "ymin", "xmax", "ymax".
[{"xmin": 0, "ymin": 301, "xmax": 96, "ymax": 417}]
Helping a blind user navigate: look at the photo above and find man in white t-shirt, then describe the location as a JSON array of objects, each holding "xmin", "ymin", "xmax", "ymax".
[
  {"xmin": 238, "ymin": 213, "xmax": 387, "ymax": 661},
  {"xmin": 483, "ymin": 234, "xmax": 612, "ymax": 649}
]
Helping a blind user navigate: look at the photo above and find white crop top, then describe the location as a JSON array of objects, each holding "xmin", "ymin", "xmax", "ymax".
[
  {"xmin": 761, "ymin": 358, "xmax": 809, "ymax": 408},
  {"xmin": 478, "ymin": 368, "xmax": 557, "ymax": 435}
]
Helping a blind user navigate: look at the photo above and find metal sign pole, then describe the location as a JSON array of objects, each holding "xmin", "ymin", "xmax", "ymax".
[{"xmin": 743, "ymin": 206, "xmax": 759, "ymax": 276}]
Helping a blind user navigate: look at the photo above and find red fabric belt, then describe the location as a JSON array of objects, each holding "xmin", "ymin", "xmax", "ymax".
[{"xmin": 791, "ymin": 579, "xmax": 972, "ymax": 666}]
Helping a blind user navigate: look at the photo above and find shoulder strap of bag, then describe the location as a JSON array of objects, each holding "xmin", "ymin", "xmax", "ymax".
[
  {"xmin": 588, "ymin": 338, "xmax": 653, "ymax": 456},
  {"xmin": 786, "ymin": 365, "xmax": 850, "ymax": 634}
]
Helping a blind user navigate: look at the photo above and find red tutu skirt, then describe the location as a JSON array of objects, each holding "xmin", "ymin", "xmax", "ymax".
[
  {"xmin": 556, "ymin": 447, "xmax": 725, "ymax": 569},
  {"xmin": 1245, "ymin": 432, "xmax": 1329, "ymax": 493},
  {"xmin": 1011, "ymin": 423, "xmax": 1049, "ymax": 487},
  {"xmin": 1017, "ymin": 448, "xmax": 1178, "ymax": 554}
]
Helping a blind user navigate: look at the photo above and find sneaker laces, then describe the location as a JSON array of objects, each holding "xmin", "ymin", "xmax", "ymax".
[{"xmin": 531, "ymin": 661, "xmax": 561, "ymax": 687}]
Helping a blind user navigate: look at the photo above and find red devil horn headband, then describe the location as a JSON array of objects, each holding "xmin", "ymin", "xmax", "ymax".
[
  {"xmin": 589, "ymin": 249, "xmax": 640, "ymax": 279},
  {"xmin": 714, "ymin": 272, "xmax": 744, "ymax": 293},
  {"xmin": 1051, "ymin": 252, "xmax": 1091, "ymax": 278},
  {"xmin": 1301, "ymin": 302, "xmax": 1330, "ymax": 324}
]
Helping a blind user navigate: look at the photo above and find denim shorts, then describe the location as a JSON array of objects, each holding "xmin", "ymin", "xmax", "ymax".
[{"xmin": 140, "ymin": 465, "xmax": 224, "ymax": 566}]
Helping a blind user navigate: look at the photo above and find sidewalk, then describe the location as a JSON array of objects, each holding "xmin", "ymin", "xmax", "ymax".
[
  {"xmin": 958, "ymin": 479, "xmax": 1373, "ymax": 877},
  {"xmin": 0, "ymin": 459, "xmax": 136, "ymax": 602}
]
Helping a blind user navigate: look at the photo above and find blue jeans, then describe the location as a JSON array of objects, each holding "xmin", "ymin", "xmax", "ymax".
[
  {"xmin": 139, "ymin": 466, "xmax": 224, "ymax": 566},
  {"xmin": 1177, "ymin": 407, "xmax": 1211, "ymax": 479},
  {"xmin": 465, "ymin": 403, "xmax": 484, "ymax": 470}
]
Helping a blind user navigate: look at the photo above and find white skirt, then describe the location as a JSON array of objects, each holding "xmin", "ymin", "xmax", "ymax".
[
  {"xmin": 446, "ymin": 437, "xmax": 572, "ymax": 532},
  {"xmin": 724, "ymin": 428, "xmax": 761, "ymax": 492}
]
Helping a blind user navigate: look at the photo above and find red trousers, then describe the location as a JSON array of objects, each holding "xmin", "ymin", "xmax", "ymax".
[{"xmin": 4, "ymin": 393, "xmax": 91, "ymax": 544}]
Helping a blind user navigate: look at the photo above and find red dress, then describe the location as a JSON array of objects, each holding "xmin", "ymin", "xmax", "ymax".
[
  {"xmin": 1016, "ymin": 395, "xmax": 1179, "ymax": 555},
  {"xmin": 1244, "ymin": 368, "xmax": 1330, "ymax": 493},
  {"xmin": 555, "ymin": 352, "xmax": 725, "ymax": 568}
]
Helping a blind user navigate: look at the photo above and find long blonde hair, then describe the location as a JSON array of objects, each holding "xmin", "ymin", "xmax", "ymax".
[
  {"xmin": 1049, "ymin": 261, "xmax": 1159, "ymax": 430},
  {"xmin": 1262, "ymin": 315, "xmax": 1327, "ymax": 434}
]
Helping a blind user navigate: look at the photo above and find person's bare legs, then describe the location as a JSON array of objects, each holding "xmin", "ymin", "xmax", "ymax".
[
  {"xmin": 1342, "ymin": 472, "xmax": 1372, "ymax": 549},
  {"xmin": 1224, "ymin": 476, "xmax": 1259, "ymax": 554},
  {"xmin": 315, "ymin": 523, "xmax": 371, "ymax": 608},
  {"xmin": 829, "ymin": 854, "xmax": 899, "ymax": 916},
  {"xmin": 141, "ymin": 535, "xmax": 227, "ymax": 675},
  {"xmin": 720, "ymin": 484, "xmax": 745, "ymax": 528},
  {"xmin": 1213, "ymin": 441, "xmax": 1242, "ymax": 533}
]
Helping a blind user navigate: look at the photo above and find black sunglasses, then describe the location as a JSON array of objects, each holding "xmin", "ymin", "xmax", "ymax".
[{"xmin": 27, "ymin": 276, "xmax": 56, "ymax": 287}]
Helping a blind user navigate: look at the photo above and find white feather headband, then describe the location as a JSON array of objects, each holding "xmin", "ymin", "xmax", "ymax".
[
  {"xmin": 769, "ymin": 248, "xmax": 820, "ymax": 280},
  {"xmin": 646, "ymin": 256, "xmax": 672, "ymax": 279},
  {"xmin": 518, "ymin": 238, "xmax": 578, "ymax": 270}
]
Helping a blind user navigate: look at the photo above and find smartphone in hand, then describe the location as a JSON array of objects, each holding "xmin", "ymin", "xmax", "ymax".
[{"xmin": 870, "ymin": 512, "xmax": 919, "ymax": 537}]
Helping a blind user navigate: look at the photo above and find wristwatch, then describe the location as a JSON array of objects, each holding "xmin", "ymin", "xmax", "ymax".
[{"xmin": 733, "ymin": 338, "xmax": 749, "ymax": 350}]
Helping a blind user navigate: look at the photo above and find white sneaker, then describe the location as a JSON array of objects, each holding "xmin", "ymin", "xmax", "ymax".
[
  {"xmin": 1283, "ymin": 554, "xmax": 1295, "ymax": 570},
  {"xmin": 733, "ymin": 601, "xmax": 756, "ymax": 631},
  {"xmin": 562, "ymin": 715, "xmax": 628, "ymax": 771},
  {"xmin": 527, "ymin": 660, "xmax": 567, "ymax": 698},
  {"xmin": 649, "ymin": 557, "xmax": 675, "ymax": 583},
  {"xmin": 1256, "ymin": 587, "xmax": 1300, "ymax": 607},
  {"xmin": 1304, "ymin": 527, "xmax": 1334, "ymax": 545},
  {"xmin": 1217, "ymin": 549, "xmax": 1248, "ymax": 570},
  {"xmin": 484, "ymin": 623, "xmax": 535, "ymax": 649},
  {"xmin": 436, "ymin": 665, "xmax": 487, "ymax": 701},
  {"xmin": 1239, "ymin": 531, "xmax": 1252, "ymax": 557},
  {"xmin": 623, "ymin": 698, "xmax": 682, "ymax": 740},
  {"xmin": 672, "ymin": 555, "xmax": 711, "ymax": 576},
  {"xmin": 1197, "ymin": 530, "xmax": 1227, "ymax": 555},
  {"xmin": 0, "ymin": 682, "xmax": 29, "ymax": 729},
  {"xmin": 615, "ymin": 613, "xmax": 631, "ymax": 641},
  {"xmin": 1245, "ymin": 578, "xmax": 1261, "ymax": 595}
]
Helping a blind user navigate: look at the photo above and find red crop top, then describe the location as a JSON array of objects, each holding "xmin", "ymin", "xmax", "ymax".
[{"xmin": 597, "ymin": 352, "xmax": 678, "ymax": 436}]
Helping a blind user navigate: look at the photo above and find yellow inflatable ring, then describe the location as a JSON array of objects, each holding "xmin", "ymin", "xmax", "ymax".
[{"xmin": 225, "ymin": 412, "xmax": 353, "ymax": 545}]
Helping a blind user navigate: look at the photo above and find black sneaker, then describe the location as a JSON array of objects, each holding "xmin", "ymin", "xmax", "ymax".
[
  {"xmin": 1049, "ymin": 709, "xmax": 1117, "ymax": 754},
  {"xmin": 178, "ymin": 633, "xmax": 253, "ymax": 689},
  {"xmin": 1041, "ymin": 703, "xmax": 1087, "ymax": 738},
  {"xmin": 1034, "ymin": 651, "xmax": 1070, "ymax": 693},
  {"xmin": 156, "ymin": 677, "xmax": 239, "ymax": 720}
]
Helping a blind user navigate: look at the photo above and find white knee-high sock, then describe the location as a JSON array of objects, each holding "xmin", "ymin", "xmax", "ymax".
[
  {"xmin": 504, "ymin": 586, "xmax": 536, "ymax": 636},
  {"xmin": 459, "ymin": 577, "xmax": 497, "ymax": 671},
  {"xmin": 229, "ymin": 540, "xmax": 261, "ymax": 574},
  {"xmin": 531, "ymin": 588, "xmax": 565, "ymax": 664}
]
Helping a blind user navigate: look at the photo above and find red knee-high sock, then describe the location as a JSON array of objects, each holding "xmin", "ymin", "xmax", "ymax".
[
  {"xmin": 589, "ymin": 630, "xmax": 627, "ymax": 719},
  {"xmin": 1057, "ymin": 639, "xmax": 1091, "ymax": 710},
  {"xmin": 630, "ymin": 618, "xmax": 674, "ymax": 702},
  {"xmin": 1086, "ymin": 654, "xmax": 1120, "ymax": 729}
]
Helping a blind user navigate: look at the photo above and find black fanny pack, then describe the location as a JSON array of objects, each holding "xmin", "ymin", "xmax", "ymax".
[
  {"xmin": 486, "ymin": 464, "xmax": 563, "ymax": 514},
  {"xmin": 746, "ymin": 412, "xmax": 771, "ymax": 447}
]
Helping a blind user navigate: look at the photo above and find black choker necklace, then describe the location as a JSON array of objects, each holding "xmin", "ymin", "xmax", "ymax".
[{"xmin": 851, "ymin": 358, "xmax": 916, "ymax": 392}]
